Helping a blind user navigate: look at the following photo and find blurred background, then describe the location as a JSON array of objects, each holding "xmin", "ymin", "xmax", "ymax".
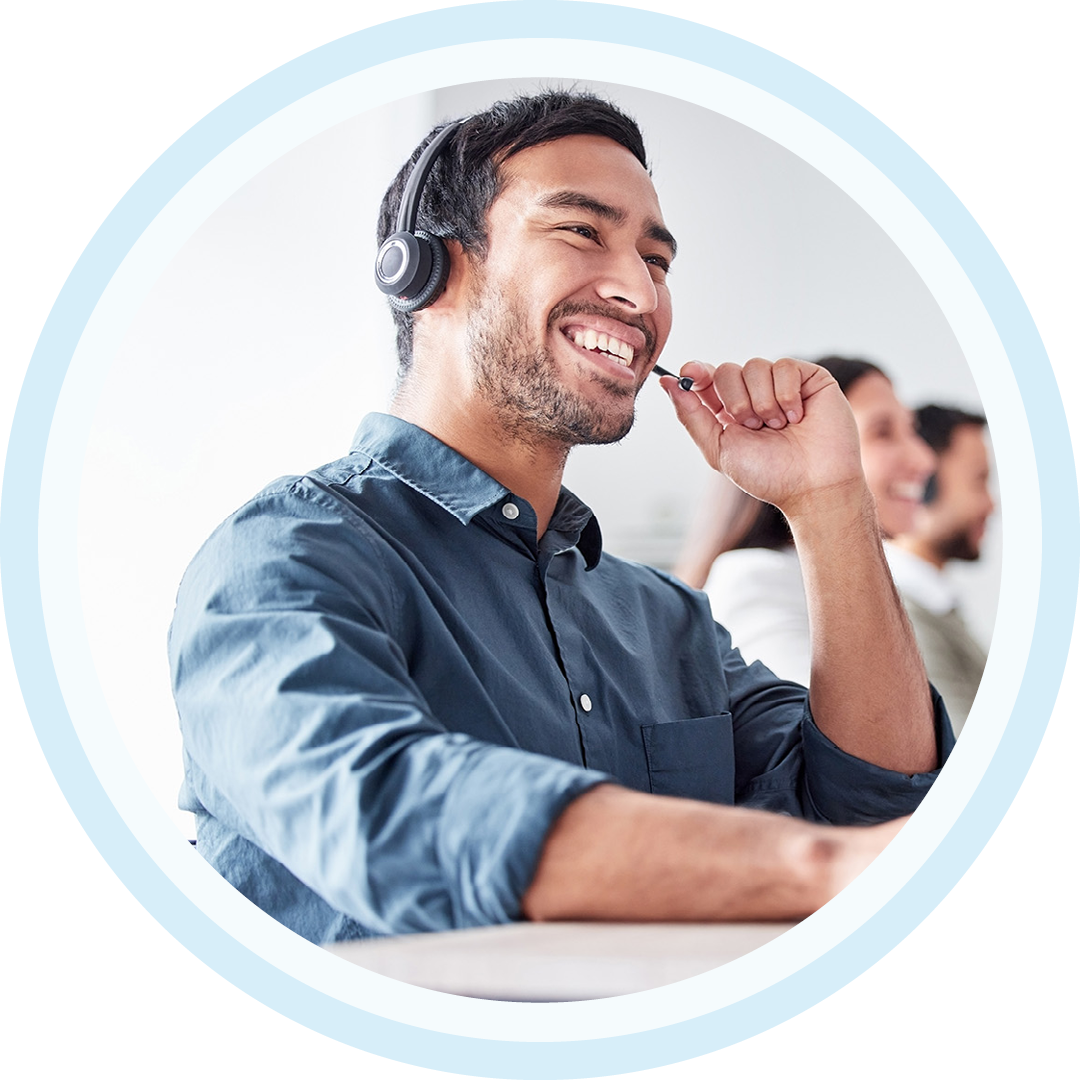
[{"xmin": 78, "ymin": 79, "xmax": 996, "ymax": 835}]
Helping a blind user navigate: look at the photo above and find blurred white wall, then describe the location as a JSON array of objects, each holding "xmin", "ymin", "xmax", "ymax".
[{"xmin": 79, "ymin": 80, "xmax": 999, "ymax": 833}]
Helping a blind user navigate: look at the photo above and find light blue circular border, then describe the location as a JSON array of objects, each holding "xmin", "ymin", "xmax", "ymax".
[{"xmin": 3, "ymin": 3, "xmax": 1075, "ymax": 1075}]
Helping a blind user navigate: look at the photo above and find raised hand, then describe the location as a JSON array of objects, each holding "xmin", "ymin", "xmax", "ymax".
[{"xmin": 661, "ymin": 357, "xmax": 865, "ymax": 517}]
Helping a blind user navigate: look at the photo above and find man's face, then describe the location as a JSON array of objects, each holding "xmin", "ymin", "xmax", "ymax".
[
  {"xmin": 919, "ymin": 424, "xmax": 995, "ymax": 562},
  {"xmin": 462, "ymin": 133, "xmax": 675, "ymax": 447}
]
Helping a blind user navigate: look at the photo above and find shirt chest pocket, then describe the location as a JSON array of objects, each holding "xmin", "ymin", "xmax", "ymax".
[{"xmin": 640, "ymin": 713, "xmax": 735, "ymax": 805}]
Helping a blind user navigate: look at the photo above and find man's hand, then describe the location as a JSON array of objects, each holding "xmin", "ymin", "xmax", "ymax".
[
  {"xmin": 661, "ymin": 358, "xmax": 864, "ymax": 517},
  {"xmin": 661, "ymin": 356, "xmax": 939, "ymax": 775}
]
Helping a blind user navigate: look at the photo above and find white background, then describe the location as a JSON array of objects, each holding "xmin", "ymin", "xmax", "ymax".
[{"xmin": 2, "ymin": 1, "xmax": 1076, "ymax": 1076}]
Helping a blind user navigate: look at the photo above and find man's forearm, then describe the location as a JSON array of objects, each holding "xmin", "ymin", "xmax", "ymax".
[
  {"xmin": 787, "ymin": 482, "xmax": 938, "ymax": 774},
  {"xmin": 521, "ymin": 784, "xmax": 904, "ymax": 923}
]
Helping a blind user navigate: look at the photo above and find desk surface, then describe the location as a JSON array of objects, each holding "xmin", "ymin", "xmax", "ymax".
[{"xmin": 326, "ymin": 921, "xmax": 795, "ymax": 1001}]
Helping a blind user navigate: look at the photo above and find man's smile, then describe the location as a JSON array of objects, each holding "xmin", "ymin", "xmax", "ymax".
[
  {"xmin": 551, "ymin": 306, "xmax": 655, "ymax": 382},
  {"xmin": 565, "ymin": 327, "xmax": 635, "ymax": 367}
]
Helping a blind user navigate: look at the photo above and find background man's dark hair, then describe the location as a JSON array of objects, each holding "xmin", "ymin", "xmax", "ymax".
[
  {"xmin": 914, "ymin": 404, "xmax": 988, "ymax": 454},
  {"xmin": 377, "ymin": 89, "xmax": 649, "ymax": 375}
]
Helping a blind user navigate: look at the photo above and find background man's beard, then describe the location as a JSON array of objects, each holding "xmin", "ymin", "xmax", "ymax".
[
  {"xmin": 466, "ymin": 290, "xmax": 640, "ymax": 448},
  {"xmin": 934, "ymin": 528, "xmax": 982, "ymax": 563}
]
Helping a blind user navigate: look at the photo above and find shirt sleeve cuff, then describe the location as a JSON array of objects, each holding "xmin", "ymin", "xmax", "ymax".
[
  {"xmin": 436, "ymin": 747, "xmax": 611, "ymax": 927},
  {"xmin": 802, "ymin": 684, "xmax": 955, "ymax": 825}
]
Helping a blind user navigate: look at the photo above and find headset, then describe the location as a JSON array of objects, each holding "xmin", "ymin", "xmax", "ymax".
[{"xmin": 374, "ymin": 119, "xmax": 465, "ymax": 314}]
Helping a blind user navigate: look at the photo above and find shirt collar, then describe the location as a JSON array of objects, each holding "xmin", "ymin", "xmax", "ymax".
[
  {"xmin": 350, "ymin": 413, "xmax": 603, "ymax": 569},
  {"xmin": 546, "ymin": 490, "xmax": 603, "ymax": 570}
]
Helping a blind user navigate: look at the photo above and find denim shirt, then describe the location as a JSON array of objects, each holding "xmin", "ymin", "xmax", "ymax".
[{"xmin": 169, "ymin": 413, "xmax": 953, "ymax": 944}]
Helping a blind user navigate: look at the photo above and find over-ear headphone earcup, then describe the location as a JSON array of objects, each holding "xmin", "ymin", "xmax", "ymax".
[
  {"xmin": 375, "ymin": 230, "xmax": 428, "ymax": 298},
  {"xmin": 375, "ymin": 229, "xmax": 450, "ymax": 314},
  {"xmin": 386, "ymin": 231, "xmax": 450, "ymax": 314}
]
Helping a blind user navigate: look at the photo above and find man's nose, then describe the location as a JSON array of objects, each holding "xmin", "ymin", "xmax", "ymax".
[{"xmin": 594, "ymin": 249, "xmax": 659, "ymax": 313}]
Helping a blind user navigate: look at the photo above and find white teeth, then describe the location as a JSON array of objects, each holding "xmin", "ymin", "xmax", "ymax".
[{"xmin": 567, "ymin": 327, "xmax": 635, "ymax": 367}]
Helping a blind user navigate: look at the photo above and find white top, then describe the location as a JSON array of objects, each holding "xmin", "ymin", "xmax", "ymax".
[
  {"xmin": 703, "ymin": 541, "xmax": 985, "ymax": 733},
  {"xmin": 703, "ymin": 546, "xmax": 811, "ymax": 687},
  {"xmin": 883, "ymin": 541, "xmax": 959, "ymax": 615}
]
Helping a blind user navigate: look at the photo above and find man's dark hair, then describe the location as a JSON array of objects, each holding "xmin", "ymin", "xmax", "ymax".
[
  {"xmin": 377, "ymin": 90, "xmax": 650, "ymax": 374},
  {"xmin": 914, "ymin": 404, "xmax": 988, "ymax": 454}
]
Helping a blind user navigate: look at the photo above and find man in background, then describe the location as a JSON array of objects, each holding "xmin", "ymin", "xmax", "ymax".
[{"xmin": 888, "ymin": 405, "xmax": 994, "ymax": 734}]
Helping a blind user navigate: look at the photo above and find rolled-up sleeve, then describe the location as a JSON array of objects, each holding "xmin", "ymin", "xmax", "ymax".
[
  {"xmin": 170, "ymin": 485, "xmax": 606, "ymax": 939},
  {"xmin": 717, "ymin": 621, "xmax": 953, "ymax": 824},
  {"xmin": 799, "ymin": 685, "xmax": 955, "ymax": 824}
]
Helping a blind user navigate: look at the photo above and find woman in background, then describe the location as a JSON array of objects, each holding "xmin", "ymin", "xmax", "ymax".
[{"xmin": 674, "ymin": 356, "xmax": 935, "ymax": 687}]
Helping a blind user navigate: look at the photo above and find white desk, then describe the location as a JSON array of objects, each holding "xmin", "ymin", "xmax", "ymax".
[{"xmin": 326, "ymin": 921, "xmax": 795, "ymax": 1001}]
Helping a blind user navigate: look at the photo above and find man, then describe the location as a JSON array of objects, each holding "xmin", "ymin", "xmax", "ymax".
[
  {"xmin": 169, "ymin": 91, "xmax": 951, "ymax": 944},
  {"xmin": 888, "ymin": 405, "xmax": 994, "ymax": 734}
]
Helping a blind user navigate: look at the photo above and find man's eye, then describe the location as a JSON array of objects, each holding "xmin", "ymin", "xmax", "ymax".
[
  {"xmin": 561, "ymin": 224, "xmax": 598, "ymax": 240},
  {"xmin": 644, "ymin": 254, "xmax": 671, "ymax": 275}
]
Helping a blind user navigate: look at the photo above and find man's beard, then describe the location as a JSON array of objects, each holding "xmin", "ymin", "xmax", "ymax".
[
  {"xmin": 934, "ymin": 527, "xmax": 982, "ymax": 563},
  {"xmin": 465, "ymin": 285, "xmax": 648, "ymax": 449}
]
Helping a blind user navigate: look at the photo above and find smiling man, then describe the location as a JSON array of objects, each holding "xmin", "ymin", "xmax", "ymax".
[
  {"xmin": 887, "ymin": 405, "xmax": 994, "ymax": 734},
  {"xmin": 169, "ymin": 91, "xmax": 953, "ymax": 943}
]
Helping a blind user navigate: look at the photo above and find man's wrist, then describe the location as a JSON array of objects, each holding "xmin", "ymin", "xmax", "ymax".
[{"xmin": 782, "ymin": 479, "xmax": 878, "ymax": 545}]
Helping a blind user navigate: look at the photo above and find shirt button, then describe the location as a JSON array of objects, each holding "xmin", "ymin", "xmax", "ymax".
[
  {"xmin": 579, "ymin": 694, "xmax": 593, "ymax": 712},
  {"xmin": 501, "ymin": 502, "xmax": 520, "ymax": 520}
]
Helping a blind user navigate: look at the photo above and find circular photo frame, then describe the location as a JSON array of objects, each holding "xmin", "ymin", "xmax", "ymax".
[{"xmin": 4, "ymin": 4, "xmax": 1075, "ymax": 1076}]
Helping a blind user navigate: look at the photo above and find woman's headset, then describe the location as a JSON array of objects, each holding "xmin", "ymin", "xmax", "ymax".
[{"xmin": 373, "ymin": 119, "xmax": 465, "ymax": 314}]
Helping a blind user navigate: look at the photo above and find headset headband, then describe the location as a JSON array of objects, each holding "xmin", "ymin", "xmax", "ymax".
[
  {"xmin": 374, "ymin": 118, "xmax": 467, "ymax": 313},
  {"xmin": 396, "ymin": 120, "xmax": 464, "ymax": 234}
]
